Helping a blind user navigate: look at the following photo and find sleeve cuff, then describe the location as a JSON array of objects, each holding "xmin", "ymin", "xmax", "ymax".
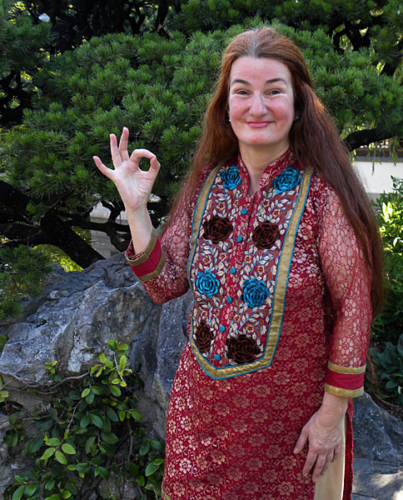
[
  {"xmin": 125, "ymin": 229, "xmax": 165, "ymax": 282},
  {"xmin": 324, "ymin": 361, "xmax": 366, "ymax": 398}
]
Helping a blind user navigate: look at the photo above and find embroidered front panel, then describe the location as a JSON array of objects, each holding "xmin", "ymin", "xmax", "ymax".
[{"xmin": 187, "ymin": 161, "xmax": 313, "ymax": 379}]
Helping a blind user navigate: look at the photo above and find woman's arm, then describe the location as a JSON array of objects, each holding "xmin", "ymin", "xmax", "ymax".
[
  {"xmin": 295, "ymin": 178, "xmax": 373, "ymax": 482},
  {"xmin": 93, "ymin": 127, "xmax": 160, "ymax": 254}
]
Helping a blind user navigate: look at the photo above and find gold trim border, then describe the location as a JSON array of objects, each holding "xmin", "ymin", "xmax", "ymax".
[
  {"xmin": 126, "ymin": 229, "xmax": 157, "ymax": 266},
  {"xmin": 189, "ymin": 166, "xmax": 314, "ymax": 379},
  {"xmin": 324, "ymin": 383, "xmax": 364, "ymax": 398},
  {"xmin": 187, "ymin": 164, "xmax": 222, "ymax": 282},
  {"xmin": 138, "ymin": 251, "xmax": 166, "ymax": 282},
  {"xmin": 328, "ymin": 361, "xmax": 366, "ymax": 375}
]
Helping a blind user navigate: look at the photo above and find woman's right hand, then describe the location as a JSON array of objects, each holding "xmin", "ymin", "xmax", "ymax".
[{"xmin": 93, "ymin": 127, "xmax": 161, "ymax": 213}]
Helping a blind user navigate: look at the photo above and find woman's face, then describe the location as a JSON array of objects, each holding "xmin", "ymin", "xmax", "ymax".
[{"xmin": 228, "ymin": 56, "xmax": 295, "ymax": 158}]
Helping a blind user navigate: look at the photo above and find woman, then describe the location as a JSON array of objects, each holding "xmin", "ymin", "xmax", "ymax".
[{"xmin": 94, "ymin": 27, "xmax": 383, "ymax": 500}]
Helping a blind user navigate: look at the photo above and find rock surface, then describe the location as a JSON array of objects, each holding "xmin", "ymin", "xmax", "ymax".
[{"xmin": 1, "ymin": 254, "xmax": 403, "ymax": 498}]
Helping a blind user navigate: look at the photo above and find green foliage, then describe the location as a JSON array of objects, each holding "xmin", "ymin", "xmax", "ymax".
[
  {"xmin": 0, "ymin": 374, "xmax": 9, "ymax": 403},
  {"xmin": 367, "ymin": 342, "xmax": 403, "ymax": 405},
  {"xmin": 0, "ymin": 0, "xmax": 51, "ymax": 125},
  {"xmin": 4, "ymin": 340, "xmax": 164, "ymax": 500},
  {"xmin": 0, "ymin": 246, "xmax": 51, "ymax": 321},
  {"xmin": 371, "ymin": 177, "xmax": 403, "ymax": 343},
  {"xmin": 3, "ymin": 23, "xmax": 403, "ymax": 227}
]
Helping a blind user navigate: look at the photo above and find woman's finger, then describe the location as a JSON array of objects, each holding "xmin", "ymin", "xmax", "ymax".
[
  {"xmin": 129, "ymin": 149, "xmax": 161, "ymax": 176},
  {"xmin": 332, "ymin": 444, "xmax": 341, "ymax": 461},
  {"xmin": 93, "ymin": 156, "xmax": 114, "ymax": 180},
  {"xmin": 311, "ymin": 454, "xmax": 327, "ymax": 483},
  {"xmin": 321, "ymin": 451, "xmax": 334, "ymax": 476},
  {"xmin": 118, "ymin": 127, "xmax": 130, "ymax": 162},
  {"xmin": 110, "ymin": 133, "xmax": 122, "ymax": 167},
  {"xmin": 302, "ymin": 450, "xmax": 317, "ymax": 477}
]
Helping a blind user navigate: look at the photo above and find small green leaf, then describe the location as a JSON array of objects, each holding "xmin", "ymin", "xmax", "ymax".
[
  {"xmin": 81, "ymin": 388, "xmax": 91, "ymax": 398},
  {"xmin": 41, "ymin": 447, "xmax": 56, "ymax": 461},
  {"xmin": 110, "ymin": 385, "xmax": 121, "ymax": 397},
  {"xmin": 85, "ymin": 392, "xmax": 95, "ymax": 404},
  {"xmin": 45, "ymin": 437, "xmax": 60, "ymax": 447},
  {"xmin": 24, "ymin": 484, "xmax": 37, "ymax": 496},
  {"xmin": 62, "ymin": 443, "xmax": 76, "ymax": 455},
  {"xmin": 62, "ymin": 491, "xmax": 72, "ymax": 499},
  {"xmin": 145, "ymin": 462, "xmax": 160, "ymax": 477},
  {"xmin": 119, "ymin": 355, "xmax": 127, "ymax": 371},
  {"xmin": 55, "ymin": 450, "xmax": 68, "ymax": 465},
  {"xmin": 119, "ymin": 410, "xmax": 126, "ymax": 422},
  {"xmin": 45, "ymin": 480, "xmax": 55, "ymax": 490},
  {"xmin": 150, "ymin": 439, "xmax": 162, "ymax": 450},
  {"xmin": 106, "ymin": 407, "xmax": 119, "ymax": 422},
  {"xmin": 80, "ymin": 415, "xmax": 90, "ymax": 428},
  {"xmin": 99, "ymin": 466, "xmax": 110, "ymax": 480},
  {"xmin": 130, "ymin": 409, "xmax": 142, "ymax": 421},
  {"xmin": 139, "ymin": 441, "xmax": 150, "ymax": 456},
  {"xmin": 137, "ymin": 475, "xmax": 145, "ymax": 486},
  {"xmin": 12, "ymin": 486, "xmax": 25, "ymax": 500},
  {"xmin": 85, "ymin": 436, "xmax": 96, "ymax": 454},
  {"xmin": 90, "ymin": 414, "xmax": 104, "ymax": 429},
  {"xmin": 129, "ymin": 462, "xmax": 139, "ymax": 476}
]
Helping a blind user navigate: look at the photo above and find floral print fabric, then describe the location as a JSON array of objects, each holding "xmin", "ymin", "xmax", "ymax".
[{"xmin": 128, "ymin": 148, "xmax": 372, "ymax": 500}]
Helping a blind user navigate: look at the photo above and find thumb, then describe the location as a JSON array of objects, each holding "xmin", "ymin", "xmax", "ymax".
[{"xmin": 294, "ymin": 425, "xmax": 309, "ymax": 454}]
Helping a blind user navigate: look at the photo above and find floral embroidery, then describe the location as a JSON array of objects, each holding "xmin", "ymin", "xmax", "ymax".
[
  {"xmin": 203, "ymin": 216, "xmax": 233, "ymax": 243},
  {"xmin": 273, "ymin": 166, "xmax": 300, "ymax": 192},
  {"xmin": 196, "ymin": 270, "xmax": 220, "ymax": 298},
  {"xmin": 227, "ymin": 334, "xmax": 260, "ymax": 363},
  {"xmin": 252, "ymin": 222, "xmax": 280, "ymax": 249},
  {"xmin": 194, "ymin": 321, "xmax": 214, "ymax": 353},
  {"xmin": 221, "ymin": 164, "xmax": 241, "ymax": 190},
  {"xmin": 242, "ymin": 278, "xmax": 269, "ymax": 308}
]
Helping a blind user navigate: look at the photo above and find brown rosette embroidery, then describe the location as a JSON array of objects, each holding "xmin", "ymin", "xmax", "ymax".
[
  {"xmin": 194, "ymin": 321, "xmax": 214, "ymax": 353},
  {"xmin": 226, "ymin": 334, "xmax": 260, "ymax": 364},
  {"xmin": 203, "ymin": 216, "xmax": 233, "ymax": 244},
  {"xmin": 252, "ymin": 222, "xmax": 280, "ymax": 249}
]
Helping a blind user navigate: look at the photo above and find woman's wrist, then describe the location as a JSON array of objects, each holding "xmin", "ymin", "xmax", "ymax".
[{"xmin": 319, "ymin": 391, "xmax": 349, "ymax": 417}]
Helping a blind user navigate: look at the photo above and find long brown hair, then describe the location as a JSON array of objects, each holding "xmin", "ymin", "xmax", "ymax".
[{"xmin": 167, "ymin": 27, "xmax": 383, "ymax": 316}]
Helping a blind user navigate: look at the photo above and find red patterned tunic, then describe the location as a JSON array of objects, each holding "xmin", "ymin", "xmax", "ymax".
[{"xmin": 126, "ymin": 149, "xmax": 372, "ymax": 500}]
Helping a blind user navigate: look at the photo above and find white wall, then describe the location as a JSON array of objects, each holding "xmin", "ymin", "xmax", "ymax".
[{"xmin": 355, "ymin": 159, "xmax": 403, "ymax": 199}]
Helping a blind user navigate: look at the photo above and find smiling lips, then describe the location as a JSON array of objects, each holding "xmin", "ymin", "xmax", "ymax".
[{"xmin": 246, "ymin": 121, "xmax": 272, "ymax": 128}]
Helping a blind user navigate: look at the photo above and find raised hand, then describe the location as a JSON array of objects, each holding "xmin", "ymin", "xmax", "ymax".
[{"xmin": 93, "ymin": 127, "xmax": 161, "ymax": 213}]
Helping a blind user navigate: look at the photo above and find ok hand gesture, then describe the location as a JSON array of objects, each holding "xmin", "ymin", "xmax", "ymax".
[{"xmin": 93, "ymin": 127, "xmax": 161, "ymax": 214}]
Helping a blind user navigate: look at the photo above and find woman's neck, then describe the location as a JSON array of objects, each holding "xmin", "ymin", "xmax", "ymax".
[{"xmin": 240, "ymin": 144, "xmax": 290, "ymax": 195}]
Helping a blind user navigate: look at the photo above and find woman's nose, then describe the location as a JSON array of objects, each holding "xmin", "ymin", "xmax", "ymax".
[{"xmin": 250, "ymin": 94, "xmax": 266, "ymax": 115}]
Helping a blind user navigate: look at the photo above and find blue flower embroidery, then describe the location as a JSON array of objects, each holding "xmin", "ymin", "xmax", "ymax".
[
  {"xmin": 273, "ymin": 166, "xmax": 301, "ymax": 193},
  {"xmin": 196, "ymin": 270, "xmax": 220, "ymax": 298},
  {"xmin": 221, "ymin": 164, "xmax": 241, "ymax": 190},
  {"xmin": 242, "ymin": 278, "xmax": 269, "ymax": 308}
]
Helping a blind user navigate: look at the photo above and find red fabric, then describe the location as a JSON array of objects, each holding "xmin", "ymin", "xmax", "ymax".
[
  {"xmin": 325, "ymin": 369, "xmax": 365, "ymax": 390},
  {"xmin": 130, "ymin": 149, "xmax": 372, "ymax": 500},
  {"xmin": 129, "ymin": 238, "xmax": 163, "ymax": 278}
]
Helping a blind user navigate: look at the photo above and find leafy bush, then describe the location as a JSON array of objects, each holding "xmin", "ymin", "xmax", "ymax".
[
  {"xmin": 367, "ymin": 342, "xmax": 403, "ymax": 405},
  {"xmin": 0, "ymin": 246, "xmax": 52, "ymax": 321},
  {"xmin": 3, "ymin": 340, "xmax": 164, "ymax": 500},
  {"xmin": 371, "ymin": 177, "xmax": 403, "ymax": 344}
]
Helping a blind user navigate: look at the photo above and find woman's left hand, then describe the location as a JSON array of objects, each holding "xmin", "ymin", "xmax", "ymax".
[{"xmin": 293, "ymin": 393, "xmax": 348, "ymax": 483}]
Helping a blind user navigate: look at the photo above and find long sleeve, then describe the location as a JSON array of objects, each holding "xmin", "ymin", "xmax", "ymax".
[
  {"xmin": 315, "ymin": 180, "xmax": 373, "ymax": 398},
  {"xmin": 126, "ymin": 169, "xmax": 211, "ymax": 304}
]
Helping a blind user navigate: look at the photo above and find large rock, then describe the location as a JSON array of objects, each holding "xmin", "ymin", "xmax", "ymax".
[
  {"xmin": 353, "ymin": 392, "xmax": 403, "ymax": 466},
  {"xmin": 0, "ymin": 254, "xmax": 190, "ymax": 498}
]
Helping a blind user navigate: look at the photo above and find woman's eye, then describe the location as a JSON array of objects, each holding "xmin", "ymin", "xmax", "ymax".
[{"xmin": 267, "ymin": 89, "xmax": 281, "ymax": 95}]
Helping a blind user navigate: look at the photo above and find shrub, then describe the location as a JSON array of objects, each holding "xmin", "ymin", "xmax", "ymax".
[
  {"xmin": 3, "ymin": 339, "xmax": 164, "ymax": 500},
  {"xmin": 371, "ymin": 176, "xmax": 403, "ymax": 344}
]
